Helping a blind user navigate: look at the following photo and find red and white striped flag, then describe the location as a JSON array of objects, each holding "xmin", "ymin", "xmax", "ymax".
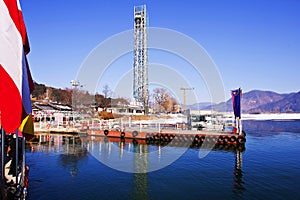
[{"xmin": 0, "ymin": 0, "xmax": 34, "ymax": 133}]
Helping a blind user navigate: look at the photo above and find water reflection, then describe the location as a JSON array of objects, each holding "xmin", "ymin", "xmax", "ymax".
[
  {"xmin": 85, "ymin": 136, "xmax": 157, "ymax": 173},
  {"xmin": 30, "ymin": 133, "xmax": 245, "ymax": 199},
  {"xmin": 132, "ymin": 143, "xmax": 149, "ymax": 200},
  {"xmin": 243, "ymin": 120, "xmax": 300, "ymax": 134},
  {"xmin": 233, "ymin": 149, "xmax": 245, "ymax": 195},
  {"xmin": 29, "ymin": 134, "xmax": 88, "ymax": 177},
  {"xmin": 133, "ymin": 172, "xmax": 149, "ymax": 200},
  {"xmin": 30, "ymin": 134, "xmax": 86, "ymax": 154}
]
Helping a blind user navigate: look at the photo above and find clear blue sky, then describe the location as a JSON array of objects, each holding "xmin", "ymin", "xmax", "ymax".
[{"xmin": 21, "ymin": 0, "xmax": 300, "ymax": 103}]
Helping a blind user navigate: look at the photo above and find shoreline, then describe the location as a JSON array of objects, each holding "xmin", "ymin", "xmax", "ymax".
[{"xmin": 242, "ymin": 113, "xmax": 300, "ymax": 121}]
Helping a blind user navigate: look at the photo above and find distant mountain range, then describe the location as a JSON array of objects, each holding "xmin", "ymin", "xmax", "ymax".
[
  {"xmin": 187, "ymin": 102, "xmax": 213, "ymax": 110},
  {"xmin": 191, "ymin": 90, "xmax": 300, "ymax": 113}
]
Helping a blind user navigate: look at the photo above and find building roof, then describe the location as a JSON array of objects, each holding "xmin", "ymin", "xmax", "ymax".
[{"xmin": 34, "ymin": 102, "xmax": 72, "ymax": 111}]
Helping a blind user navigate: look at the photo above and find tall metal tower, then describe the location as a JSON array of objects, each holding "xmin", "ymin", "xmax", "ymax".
[{"xmin": 133, "ymin": 5, "xmax": 148, "ymax": 113}]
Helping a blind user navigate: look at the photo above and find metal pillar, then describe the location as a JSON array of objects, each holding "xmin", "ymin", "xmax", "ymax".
[
  {"xmin": 15, "ymin": 130, "xmax": 18, "ymax": 186},
  {"xmin": 133, "ymin": 5, "xmax": 149, "ymax": 113},
  {"xmin": 1, "ymin": 128, "xmax": 4, "ymax": 185}
]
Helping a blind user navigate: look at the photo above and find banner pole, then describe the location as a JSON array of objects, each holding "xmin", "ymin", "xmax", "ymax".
[
  {"xmin": 15, "ymin": 129, "xmax": 18, "ymax": 186},
  {"xmin": 239, "ymin": 88, "xmax": 242, "ymax": 135},
  {"xmin": 22, "ymin": 136, "xmax": 26, "ymax": 191},
  {"xmin": 1, "ymin": 128, "xmax": 5, "ymax": 185}
]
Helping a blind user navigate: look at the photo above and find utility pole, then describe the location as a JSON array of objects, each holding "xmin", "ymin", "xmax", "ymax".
[{"xmin": 180, "ymin": 87, "xmax": 194, "ymax": 113}]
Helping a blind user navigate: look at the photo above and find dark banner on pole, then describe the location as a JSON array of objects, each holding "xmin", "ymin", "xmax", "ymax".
[{"xmin": 231, "ymin": 88, "xmax": 242, "ymax": 118}]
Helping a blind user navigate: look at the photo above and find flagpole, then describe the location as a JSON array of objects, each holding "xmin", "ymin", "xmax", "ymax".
[
  {"xmin": 239, "ymin": 88, "xmax": 242, "ymax": 135},
  {"xmin": 22, "ymin": 136, "xmax": 26, "ymax": 196},
  {"xmin": 15, "ymin": 129, "xmax": 18, "ymax": 186},
  {"xmin": 22, "ymin": 137, "xmax": 25, "ymax": 179},
  {"xmin": 1, "ymin": 127, "xmax": 4, "ymax": 185},
  {"xmin": 237, "ymin": 88, "xmax": 240, "ymax": 135}
]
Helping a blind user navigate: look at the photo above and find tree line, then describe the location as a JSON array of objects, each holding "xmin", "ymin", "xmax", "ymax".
[{"xmin": 32, "ymin": 83, "xmax": 180, "ymax": 113}]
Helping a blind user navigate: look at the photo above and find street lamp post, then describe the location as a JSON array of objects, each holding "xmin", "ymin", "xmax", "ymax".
[
  {"xmin": 70, "ymin": 80, "xmax": 80, "ymax": 126},
  {"xmin": 70, "ymin": 80, "xmax": 80, "ymax": 111}
]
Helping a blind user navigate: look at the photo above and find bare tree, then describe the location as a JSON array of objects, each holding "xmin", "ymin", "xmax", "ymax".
[
  {"xmin": 152, "ymin": 88, "xmax": 172, "ymax": 113},
  {"xmin": 171, "ymin": 97, "xmax": 180, "ymax": 113},
  {"xmin": 102, "ymin": 84, "xmax": 112, "ymax": 98},
  {"xmin": 60, "ymin": 89, "xmax": 72, "ymax": 105},
  {"xmin": 46, "ymin": 87, "xmax": 53, "ymax": 102},
  {"xmin": 162, "ymin": 94, "xmax": 173, "ymax": 112}
]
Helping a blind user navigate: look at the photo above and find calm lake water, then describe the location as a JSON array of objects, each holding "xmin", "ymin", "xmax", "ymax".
[{"xmin": 26, "ymin": 120, "xmax": 300, "ymax": 200}]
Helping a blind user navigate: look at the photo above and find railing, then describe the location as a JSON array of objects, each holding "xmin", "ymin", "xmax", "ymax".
[
  {"xmin": 77, "ymin": 118, "xmax": 189, "ymax": 133},
  {"xmin": 34, "ymin": 117, "xmax": 226, "ymax": 133}
]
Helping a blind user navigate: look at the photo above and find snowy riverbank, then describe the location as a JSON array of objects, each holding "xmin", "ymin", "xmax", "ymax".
[{"xmin": 242, "ymin": 113, "xmax": 300, "ymax": 120}]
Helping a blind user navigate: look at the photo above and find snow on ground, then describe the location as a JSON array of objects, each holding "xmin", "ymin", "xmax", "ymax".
[
  {"xmin": 242, "ymin": 113, "xmax": 300, "ymax": 120},
  {"xmin": 132, "ymin": 115, "xmax": 187, "ymax": 124}
]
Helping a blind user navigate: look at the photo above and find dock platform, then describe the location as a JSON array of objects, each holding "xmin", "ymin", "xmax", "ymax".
[{"xmin": 85, "ymin": 129, "xmax": 246, "ymax": 146}]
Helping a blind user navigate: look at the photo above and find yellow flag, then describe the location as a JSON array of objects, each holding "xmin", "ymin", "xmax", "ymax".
[{"xmin": 19, "ymin": 114, "xmax": 34, "ymax": 135}]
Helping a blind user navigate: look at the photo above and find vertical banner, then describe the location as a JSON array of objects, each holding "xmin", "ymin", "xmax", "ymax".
[
  {"xmin": 231, "ymin": 88, "xmax": 242, "ymax": 119},
  {"xmin": 231, "ymin": 88, "xmax": 242, "ymax": 134}
]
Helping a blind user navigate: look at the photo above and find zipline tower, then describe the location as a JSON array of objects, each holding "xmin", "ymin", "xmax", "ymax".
[{"xmin": 133, "ymin": 5, "xmax": 148, "ymax": 113}]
